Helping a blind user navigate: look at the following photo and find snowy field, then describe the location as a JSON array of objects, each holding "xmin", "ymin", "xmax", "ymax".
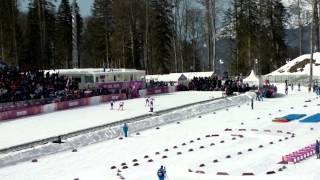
[
  {"xmin": 0, "ymin": 91, "xmax": 222, "ymax": 149},
  {"xmin": 1, "ymin": 85, "xmax": 320, "ymax": 180}
]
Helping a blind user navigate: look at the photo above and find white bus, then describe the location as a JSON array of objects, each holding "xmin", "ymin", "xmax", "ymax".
[{"xmin": 47, "ymin": 68, "xmax": 146, "ymax": 90}]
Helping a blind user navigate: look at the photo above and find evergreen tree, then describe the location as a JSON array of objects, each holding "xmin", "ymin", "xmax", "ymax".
[
  {"xmin": 150, "ymin": 0, "xmax": 173, "ymax": 74},
  {"xmin": 55, "ymin": 0, "xmax": 72, "ymax": 68},
  {"xmin": 231, "ymin": 0, "xmax": 259, "ymax": 74},
  {"xmin": 87, "ymin": 0, "xmax": 114, "ymax": 68},
  {"xmin": 0, "ymin": 0, "xmax": 20, "ymax": 66},
  {"xmin": 263, "ymin": 0, "xmax": 287, "ymax": 73},
  {"xmin": 22, "ymin": 0, "xmax": 56, "ymax": 69},
  {"xmin": 72, "ymin": 0, "xmax": 83, "ymax": 67},
  {"xmin": 228, "ymin": 0, "xmax": 287, "ymax": 75}
]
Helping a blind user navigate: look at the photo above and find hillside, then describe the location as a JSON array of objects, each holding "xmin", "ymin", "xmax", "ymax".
[{"xmin": 267, "ymin": 52, "xmax": 320, "ymax": 76}]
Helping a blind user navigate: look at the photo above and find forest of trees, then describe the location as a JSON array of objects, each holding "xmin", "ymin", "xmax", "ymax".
[
  {"xmin": 225, "ymin": 0, "xmax": 288, "ymax": 75},
  {"xmin": 0, "ymin": 0, "xmax": 318, "ymax": 75}
]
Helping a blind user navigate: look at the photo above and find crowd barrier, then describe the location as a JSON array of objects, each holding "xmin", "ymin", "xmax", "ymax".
[
  {"xmin": 0, "ymin": 94, "xmax": 127, "ymax": 122},
  {"xmin": 0, "ymin": 92, "xmax": 254, "ymax": 167},
  {"xmin": 146, "ymin": 86, "xmax": 169, "ymax": 95},
  {"xmin": 0, "ymin": 86, "xmax": 176, "ymax": 122}
]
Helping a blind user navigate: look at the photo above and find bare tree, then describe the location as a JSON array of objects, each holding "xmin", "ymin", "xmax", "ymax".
[
  {"xmin": 0, "ymin": 20, "xmax": 4, "ymax": 60},
  {"xmin": 144, "ymin": 0, "xmax": 149, "ymax": 73},
  {"xmin": 309, "ymin": 0, "xmax": 315, "ymax": 92},
  {"xmin": 37, "ymin": 0, "xmax": 47, "ymax": 68},
  {"xmin": 203, "ymin": 0, "xmax": 216, "ymax": 72},
  {"xmin": 314, "ymin": 0, "xmax": 319, "ymax": 51},
  {"xmin": 187, "ymin": 7, "xmax": 202, "ymax": 71},
  {"xmin": 211, "ymin": 0, "xmax": 216, "ymax": 73},
  {"xmin": 11, "ymin": 0, "xmax": 18, "ymax": 66},
  {"xmin": 129, "ymin": 0, "xmax": 135, "ymax": 68},
  {"xmin": 298, "ymin": 0, "xmax": 303, "ymax": 55},
  {"xmin": 177, "ymin": 0, "xmax": 183, "ymax": 72}
]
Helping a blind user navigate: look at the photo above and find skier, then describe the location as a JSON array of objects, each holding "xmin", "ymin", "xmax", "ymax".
[
  {"xmin": 285, "ymin": 85, "xmax": 288, "ymax": 95},
  {"xmin": 150, "ymin": 99, "xmax": 154, "ymax": 112},
  {"xmin": 256, "ymin": 90, "xmax": 260, "ymax": 101},
  {"xmin": 316, "ymin": 140, "xmax": 320, "ymax": 159},
  {"xmin": 260, "ymin": 89, "xmax": 264, "ymax": 102},
  {"xmin": 157, "ymin": 166, "xmax": 166, "ymax": 180},
  {"xmin": 291, "ymin": 83, "xmax": 294, "ymax": 91},
  {"xmin": 251, "ymin": 97, "xmax": 254, "ymax": 110},
  {"xmin": 118, "ymin": 101, "xmax": 124, "ymax": 110},
  {"xmin": 123, "ymin": 123, "xmax": 129, "ymax": 137},
  {"xmin": 298, "ymin": 83, "xmax": 301, "ymax": 91},
  {"xmin": 110, "ymin": 100, "xmax": 114, "ymax": 110},
  {"xmin": 145, "ymin": 97, "xmax": 149, "ymax": 107}
]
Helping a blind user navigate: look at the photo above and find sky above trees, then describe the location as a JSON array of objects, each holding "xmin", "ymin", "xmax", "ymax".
[{"xmin": 20, "ymin": 0, "xmax": 94, "ymax": 16}]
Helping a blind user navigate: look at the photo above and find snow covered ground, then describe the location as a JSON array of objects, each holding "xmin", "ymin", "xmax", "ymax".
[
  {"xmin": 1, "ymin": 85, "xmax": 320, "ymax": 180},
  {"xmin": 267, "ymin": 52, "xmax": 320, "ymax": 76},
  {"xmin": 0, "ymin": 91, "xmax": 222, "ymax": 149}
]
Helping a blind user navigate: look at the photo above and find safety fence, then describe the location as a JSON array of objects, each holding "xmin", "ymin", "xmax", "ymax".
[{"xmin": 0, "ymin": 86, "xmax": 177, "ymax": 122}]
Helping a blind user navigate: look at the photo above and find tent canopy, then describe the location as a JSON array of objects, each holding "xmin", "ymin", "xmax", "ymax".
[{"xmin": 243, "ymin": 70, "xmax": 260, "ymax": 86}]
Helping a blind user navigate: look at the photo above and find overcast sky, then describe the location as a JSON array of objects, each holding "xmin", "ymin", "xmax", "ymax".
[{"xmin": 20, "ymin": 0, "xmax": 94, "ymax": 17}]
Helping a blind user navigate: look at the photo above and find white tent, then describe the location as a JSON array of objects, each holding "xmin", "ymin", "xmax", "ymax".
[{"xmin": 243, "ymin": 70, "xmax": 260, "ymax": 87}]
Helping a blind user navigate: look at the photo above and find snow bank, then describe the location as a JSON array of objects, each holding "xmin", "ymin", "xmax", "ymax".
[
  {"xmin": 0, "ymin": 93, "xmax": 255, "ymax": 167},
  {"xmin": 264, "ymin": 52, "xmax": 320, "ymax": 83}
]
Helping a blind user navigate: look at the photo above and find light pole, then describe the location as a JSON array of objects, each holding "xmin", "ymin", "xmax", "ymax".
[
  {"xmin": 219, "ymin": 59, "xmax": 224, "ymax": 75},
  {"xmin": 255, "ymin": 59, "xmax": 259, "ymax": 75}
]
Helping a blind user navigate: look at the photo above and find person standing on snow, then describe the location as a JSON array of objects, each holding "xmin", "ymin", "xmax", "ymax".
[
  {"xmin": 157, "ymin": 166, "xmax": 166, "ymax": 180},
  {"xmin": 251, "ymin": 97, "xmax": 254, "ymax": 110},
  {"xmin": 285, "ymin": 85, "xmax": 288, "ymax": 95},
  {"xmin": 150, "ymin": 99, "xmax": 154, "ymax": 112},
  {"xmin": 110, "ymin": 100, "xmax": 114, "ymax": 110},
  {"xmin": 123, "ymin": 123, "xmax": 129, "ymax": 137},
  {"xmin": 118, "ymin": 101, "xmax": 124, "ymax": 110}
]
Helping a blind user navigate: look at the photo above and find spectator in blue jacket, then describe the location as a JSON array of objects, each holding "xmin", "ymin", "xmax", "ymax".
[
  {"xmin": 123, "ymin": 123, "xmax": 129, "ymax": 137},
  {"xmin": 157, "ymin": 166, "xmax": 166, "ymax": 180}
]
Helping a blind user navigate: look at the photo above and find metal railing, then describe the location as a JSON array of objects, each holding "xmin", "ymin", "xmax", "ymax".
[{"xmin": 0, "ymin": 95, "xmax": 229, "ymax": 155}]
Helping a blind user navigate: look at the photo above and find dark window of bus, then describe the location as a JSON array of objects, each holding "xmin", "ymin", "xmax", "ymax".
[
  {"xmin": 130, "ymin": 74, "xmax": 133, "ymax": 81},
  {"xmin": 85, "ymin": 76, "xmax": 94, "ymax": 83},
  {"xmin": 114, "ymin": 75, "xmax": 116, "ymax": 82},
  {"xmin": 74, "ymin": 77, "xmax": 81, "ymax": 83},
  {"xmin": 96, "ymin": 77, "xmax": 98, "ymax": 82}
]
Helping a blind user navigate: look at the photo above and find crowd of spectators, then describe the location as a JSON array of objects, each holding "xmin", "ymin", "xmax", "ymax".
[
  {"xmin": 146, "ymin": 80, "xmax": 170, "ymax": 88},
  {"xmin": 0, "ymin": 62, "xmax": 82, "ymax": 111},
  {"xmin": 187, "ymin": 76, "xmax": 251, "ymax": 96},
  {"xmin": 0, "ymin": 61, "xmax": 142, "ymax": 112},
  {"xmin": 0, "ymin": 58, "xmax": 254, "ymax": 112},
  {"xmin": 188, "ymin": 77, "xmax": 222, "ymax": 91},
  {"xmin": 260, "ymin": 84, "xmax": 278, "ymax": 98}
]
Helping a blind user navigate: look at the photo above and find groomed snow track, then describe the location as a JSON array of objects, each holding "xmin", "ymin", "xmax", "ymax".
[{"xmin": 0, "ymin": 92, "xmax": 255, "ymax": 167}]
